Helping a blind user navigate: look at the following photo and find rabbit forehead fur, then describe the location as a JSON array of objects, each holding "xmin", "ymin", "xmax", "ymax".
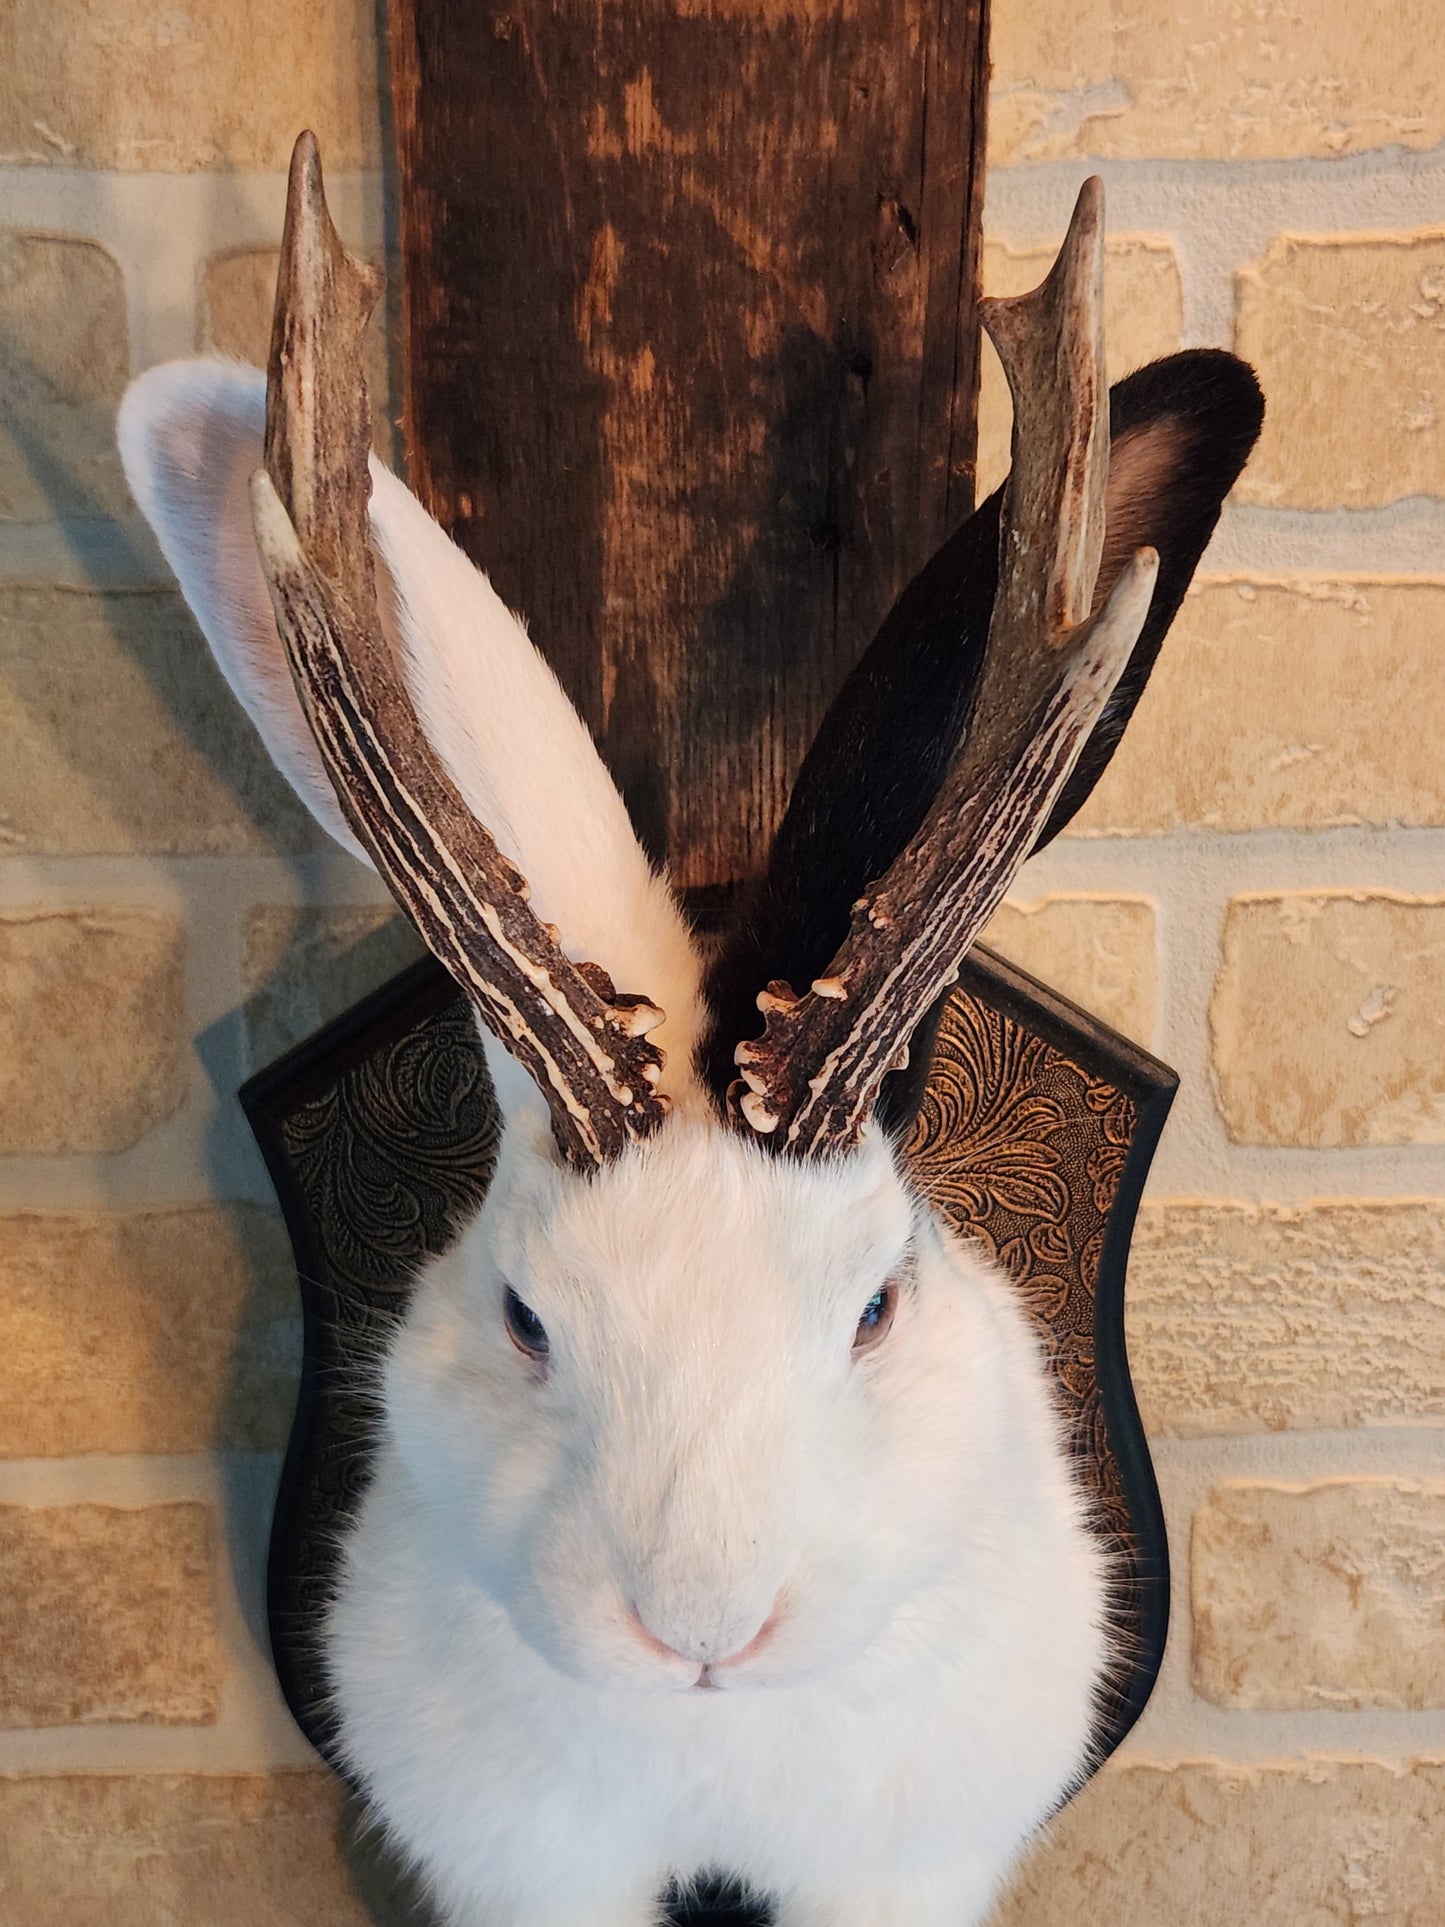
[{"xmin": 379, "ymin": 1110, "xmax": 1076, "ymax": 1694}]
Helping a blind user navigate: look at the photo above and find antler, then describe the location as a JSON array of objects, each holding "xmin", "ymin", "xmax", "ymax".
[
  {"xmin": 733, "ymin": 178, "xmax": 1159, "ymax": 1155},
  {"xmin": 249, "ymin": 132, "xmax": 669, "ymax": 1168}
]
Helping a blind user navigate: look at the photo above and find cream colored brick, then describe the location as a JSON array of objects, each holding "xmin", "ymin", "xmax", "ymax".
[
  {"xmin": 1211, "ymin": 893, "xmax": 1445, "ymax": 1147},
  {"xmin": 244, "ymin": 905, "xmax": 424, "ymax": 1068},
  {"xmin": 990, "ymin": 0, "xmax": 1445, "ymax": 164},
  {"xmin": 977, "ymin": 238, "xmax": 1182, "ymax": 494},
  {"xmin": 0, "ymin": 233, "xmax": 128, "ymax": 521},
  {"xmin": 199, "ymin": 249, "xmax": 285, "ymax": 366},
  {"xmin": 0, "ymin": 1, "xmax": 380, "ymax": 171},
  {"xmin": 201, "ymin": 247, "xmax": 394, "ymax": 440},
  {"xmin": 1128, "ymin": 1201, "xmax": 1445, "ymax": 1436},
  {"xmin": 0, "ymin": 586, "xmax": 324, "ymax": 855},
  {"xmin": 1193, "ymin": 1480, "xmax": 1445, "ymax": 1711},
  {"xmin": 990, "ymin": 0, "xmax": 1115, "ymax": 102},
  {"xmin": 1236, "ymin": 233, "xmax": 1445, "ymax": 508},
  {"xmin": 982, "ymin": 895, "xmax": 1156, "ymax": 1042},
  {"xmin": 0, "ymin": 1505, "xmax": 217, "ymax": 1726},
  {"xmin": 1076, "ymin": 578, "xmax": 1445, "ymax": 835},
  {"xmin": 992, "ymin": 1758, "xmax": 1445, "ymax": 1925},
  {"xmin": 0, "ymin": 1207, "xmax": 298, "ymax": 1456},
  {"xmin": 0, "ymin": 909, "xmax": 183, "ymax": 1153},
  {"xmin": 0, "ymin": 1773, "xmax": 384, "ymax": 1923}
]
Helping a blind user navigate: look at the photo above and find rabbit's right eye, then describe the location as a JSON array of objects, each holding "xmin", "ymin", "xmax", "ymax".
[
  {"xmin": 504, "ymin": 1286, "xmax": 550, "ymax": 1360},
  {"xmin": 853, "ymin": 1280, "xmax": 899, "ymax": 1354}
]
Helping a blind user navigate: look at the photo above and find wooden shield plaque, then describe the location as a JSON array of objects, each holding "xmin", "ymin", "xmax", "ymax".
[{"xmin": 243, "ymin": 942, "xmax": 1171, "ymax": 1926}]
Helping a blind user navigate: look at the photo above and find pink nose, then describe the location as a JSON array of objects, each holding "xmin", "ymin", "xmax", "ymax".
[{"xmin": 627, "ymin": 1600, "xmax": 782, "ymax": 1669}]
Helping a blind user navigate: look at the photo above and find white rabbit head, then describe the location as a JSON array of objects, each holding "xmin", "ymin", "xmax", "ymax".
[
  {"xmin": 117, "ymin": 146, "xmax": 1262, "ymax": 1700},
  {"xmin": 388, "ymin": 1114, "xmax": 986, "ymax": 1692}
]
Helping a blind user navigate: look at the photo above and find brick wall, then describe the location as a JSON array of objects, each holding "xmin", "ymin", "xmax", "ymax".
[
  {"xmin": 0, "ymin": 5, "xmax": 424, "ymax": 1917},
  {"xmin": 0, "ymin": 3, "xmax": 1442, "ymax": 1920},
  {"xmin": 982, "ymin": 5, "xmax": 1445, "ymax": 1920}
]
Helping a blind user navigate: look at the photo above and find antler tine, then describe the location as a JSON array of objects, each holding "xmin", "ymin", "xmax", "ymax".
[
  {"xmin": 249, "ymin": 132, "xmax": 669, "ymax": 1168},
  {"xmin": 734, "ymin": 178, "xmax": 1159, "ymax": 1155}
]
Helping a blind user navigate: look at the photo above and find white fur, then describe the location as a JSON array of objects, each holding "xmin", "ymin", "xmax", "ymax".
[
  {"xmin": 119, "ymin": 361, "xmax": 1111, "ymax": 1927},
  {"xmin": 117, "ymin": 360, "xmax": 704, "ymax": 1092},
  {"xmin": 333, "ymin": 1126, "xmax": 1107, "ymax": 1927}
]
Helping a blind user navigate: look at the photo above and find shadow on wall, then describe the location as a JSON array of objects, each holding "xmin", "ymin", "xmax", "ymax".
[
  {"xmin": 0, "ymin": 1, "xmax": 437, "ymax": 1912},
  {"xmin": 675, "ymin": 317, "xmax": 891, "ymax": 892}
]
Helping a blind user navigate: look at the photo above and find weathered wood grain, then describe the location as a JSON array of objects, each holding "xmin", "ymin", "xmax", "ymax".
[{"xmin": 388, "ymin": 0, "xmax": 989, "ymax": 889}]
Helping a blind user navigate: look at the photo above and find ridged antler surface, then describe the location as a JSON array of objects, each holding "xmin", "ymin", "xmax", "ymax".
[
  {"xmin": 733, "ymin": 178, "xmax": 1160, "ymax": 1154},
  {"xmin": 250, "ymin": 132, "xmax": 670, "ymax": 1168}
]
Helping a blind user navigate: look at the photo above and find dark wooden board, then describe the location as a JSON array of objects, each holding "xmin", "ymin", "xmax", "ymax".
[
  {"xmin": 243, "ymin": 946, "xmax": 1172, "ymax": 1923},
  {"xmin": 388, "ymin": 0, "xmax": 990, "ymax": 888}
]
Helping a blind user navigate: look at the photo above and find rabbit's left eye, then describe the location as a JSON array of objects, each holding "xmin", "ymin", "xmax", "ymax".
[
  {"xmin": 853, "ymin": 1281, "xmax": 898, "ymax": 1353},
  {"xmin": 504, "ymin": 1286, "xmax": 550, "ymax": 1360}
]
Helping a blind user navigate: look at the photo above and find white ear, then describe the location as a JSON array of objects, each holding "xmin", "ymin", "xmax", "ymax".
[
  {"xmin": 362, "ymin": 449, "xmax": 702, "ymax": 1043},
  {"xmin": 118, "ymin": 358, "xmax": 706, "ymax": 1078},
  {"xmin": 118, "ymin": 360, "xmax": 371, "ymax": 862}
]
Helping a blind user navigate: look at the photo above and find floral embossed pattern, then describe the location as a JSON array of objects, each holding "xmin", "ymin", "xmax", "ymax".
[{"xmin": 906, "ymin": 992, "xmax": 1136, "ymax": 1544}]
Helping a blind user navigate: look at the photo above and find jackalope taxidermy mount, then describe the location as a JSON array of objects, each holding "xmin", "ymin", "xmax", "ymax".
[{"xmin": 119, "ymin": 133, "xmax": 1261, "ymax": 1927}]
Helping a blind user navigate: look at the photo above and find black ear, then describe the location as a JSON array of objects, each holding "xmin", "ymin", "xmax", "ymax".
[
  {"xmin": 1037, "ymin": 350, "xmax": 1265, "ymax": 842},
  {"xmin": 698, "ymin": 349, "xmax": 1264, "ymax": 1122}
]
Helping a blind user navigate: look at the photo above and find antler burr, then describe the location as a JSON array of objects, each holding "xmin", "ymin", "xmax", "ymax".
[
  {"xmin": 734, "ymin": 178, "xmax": 1160, "ymax": 1155},
  {"xmin": 249, "ymin": 132, "xmax": 669, "ymax": 1168}
]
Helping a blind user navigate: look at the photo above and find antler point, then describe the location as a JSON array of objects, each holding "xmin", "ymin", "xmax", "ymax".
[
  {"xmin": 756, "ymin": 980, "xmax": 800, "ymax": 1015},
  {"xmin": 617, "ymin": 999, "xmax": 666, "ymax": 1038}
]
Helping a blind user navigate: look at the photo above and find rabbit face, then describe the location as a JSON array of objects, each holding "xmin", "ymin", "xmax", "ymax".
[{"xmin": 379, "ymin": 1112, "xmax": 1007, "ymax": 1696}]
